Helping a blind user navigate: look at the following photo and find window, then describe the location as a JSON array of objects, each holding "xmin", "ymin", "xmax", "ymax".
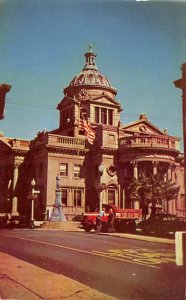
[
  {"xmin": 108, "ymin": 109, "xmax": 113, "ymax": 125},
  {"xmin": 108, "ymin": 134, "xmax": 115, "ymax": 143},
  {"xmin": 95, "ymin": 107, "xmax": 99, "ymax": 123},
  {"xmin": 81, "ymin": 109, "xmax": 87, "ymax": 119},
  {"xmin": 62, "ymin": 109, "xmax": 73, "ymax": 127},
  {"xmin": 101, "ymin": 108, "xmax": 107, "ymax": 124},
  {"xmin": 95, "ymin": 107, "xmax": 113, "ymax": 125},
  {"xmin": 108, "ymin": 190, "xmax": 115, "ymax": 205},
  {"xmin": 60, "ymin": 163, "xmax": 68, "ymax": 177},
  {"xmin": 74, "ymin": 164, "xmax": 81, "ymax": 178},
  {"xmin": 74, "ymin": 189, "xmax": 82, "ymax": 207},
  {"xmin": 61, "ymin": 189, "xmax": 67, "ymax": 206}
]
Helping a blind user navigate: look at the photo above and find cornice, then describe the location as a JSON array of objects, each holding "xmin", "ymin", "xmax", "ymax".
[
  {"xmin": 118, "ymin": 146, "xmax": 180, "ymax": 158},
  {"xmin": 45, "ymin": 144, "xmax": 88, "ymax": 155}
]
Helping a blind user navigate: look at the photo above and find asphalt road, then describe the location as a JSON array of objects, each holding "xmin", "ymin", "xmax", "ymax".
[{"xmin": 0, "ymin": 229, "xmax": 185, "ymax": 300}]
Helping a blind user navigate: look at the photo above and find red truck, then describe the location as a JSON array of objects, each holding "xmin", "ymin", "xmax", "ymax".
[{"xmin": 81, "ymin": 204, "xmax": 142, "ymax": 233}]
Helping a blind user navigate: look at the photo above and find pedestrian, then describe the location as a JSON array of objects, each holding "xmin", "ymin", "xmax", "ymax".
[
  {"xmin": 96, "ymin": 207, "xmax": 105, "ymax": 233},
  {"xmin": 142, "ymin": 203, "xmax": 148, "ymax": 221},
  {"xmin": 108, "ymin": 208, "xmax": 115, "ymax": 232}
]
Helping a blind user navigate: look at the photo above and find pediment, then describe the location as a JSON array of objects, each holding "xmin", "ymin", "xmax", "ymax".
[
  {"xmin": 91, "ymin": 95, "xmax": 120, "ymax": 107},
  {"xmin": 57, "ymin": 97, "xmax": 73, "ymax": 109},
  {"xmin": 123, "ymin": 118, "xmax": 167, "ymax": 136}
]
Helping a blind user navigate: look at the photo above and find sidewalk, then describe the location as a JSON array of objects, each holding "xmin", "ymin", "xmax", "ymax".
[
  {"xmin": 99, "ymin": 231, "xmax": 175, "ymax": 244},
  {"xmin": 0, "ymin": 252, "xmax": 114, "ymax": 300}
]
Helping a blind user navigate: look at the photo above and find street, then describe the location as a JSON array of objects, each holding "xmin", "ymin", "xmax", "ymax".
[{"xmin": 0, "ymin": 229, "xmax": 185, "ymax": 300}]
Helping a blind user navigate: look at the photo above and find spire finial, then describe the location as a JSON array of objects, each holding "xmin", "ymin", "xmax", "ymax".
[
  {"xmin": 88, "ymin": 44, "xmax": 93, "ymax": 52},
  {"xmin": 83, "ymin": 44, "xmax": 97, "ymax": 70}
]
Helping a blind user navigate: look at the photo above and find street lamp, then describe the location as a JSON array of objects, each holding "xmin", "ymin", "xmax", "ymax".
[
  {"xmin": 98, "ymin": 164, "xmax": 104, "ymax": 211},
  {"xmin": 30, "ymin": 178, "xmax": 40, "ymax": 228}
]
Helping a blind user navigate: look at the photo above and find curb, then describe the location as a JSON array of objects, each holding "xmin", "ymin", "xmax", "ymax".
[
  {"xmin": 98, "ymin": 232, "xmax": 175, "ymax": 244},
  {"xmin": 0, "ymin": 252, "xmax": 114, "ymax": 300},
  {"xmin": 6, "ymin": 227, "xmax": 175, "ymax": 244}
]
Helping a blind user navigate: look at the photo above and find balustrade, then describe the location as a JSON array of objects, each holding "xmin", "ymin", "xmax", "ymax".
[
  {"xmin": 48, "ymin": 134, "xmax": 85, "ymax": 149},
  {"xmin": 11, "ymin": 139, "xmax": 30, "ymax": 149},
  {"xmin": 119, "ymin": 135, "xmax": 176, "ymax": 150}
]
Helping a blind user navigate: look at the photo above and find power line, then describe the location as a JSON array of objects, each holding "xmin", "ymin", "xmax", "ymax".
[{"xmin": 5, "ymin": 98, "xmax": 182, "ymax": 125}]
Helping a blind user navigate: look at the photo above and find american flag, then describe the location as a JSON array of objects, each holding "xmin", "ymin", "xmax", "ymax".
[{"xmin": 79, "ymin": 116, "xmax": 96, "ymax": 145}]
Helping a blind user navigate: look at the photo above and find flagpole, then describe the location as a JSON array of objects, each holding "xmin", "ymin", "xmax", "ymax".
[{"xmin": 75, "ymin": 101, "xmax": 81, "ymax": 216}]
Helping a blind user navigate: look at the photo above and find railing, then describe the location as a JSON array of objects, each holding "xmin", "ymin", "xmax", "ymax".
[
  {"xmin": 46, "ymin": 134, "xmax": 85, "ymax": 149},
  {"xmin": 119, "ymin": 135, "xmax": 176, "ymax": 150},
  {"xmin": 11, "ymin": 139, "xmax": 30, "ymax": 150},
  {"xmin": 9, "ymin": 134, "xmax": 85, "ymax": 151}
]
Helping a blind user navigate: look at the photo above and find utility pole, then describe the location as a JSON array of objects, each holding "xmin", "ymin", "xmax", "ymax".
[
  {"xmin": 174, "ymin": 63, "xmax": 186, "ymax": 220},
  {"xmin": 0, "ymin": 84, "xmax": 11, "ymax": 120},
  {"xmin": 98, "ymin": 164, "xmax": 104, "ymax": 211}
]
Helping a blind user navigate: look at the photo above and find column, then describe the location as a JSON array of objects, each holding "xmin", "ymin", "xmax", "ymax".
[
  {"xmin": 132, "ymin": 161, "xmax": 138, "ymax": 179},
  {"xmin": 165, "ymin": 164, "xmax": 171, "ymax": 214},
  {"xmin": 117, "ymin": 185, "xmax": 120, "ymax": 208},
  {"xmin": 11, "ymin": 163, "xmax": 19, "ymax": 216},
  {"xmin": 168, "ymin": 164, "xmax": 176, "ymax": 214},
  {"xmin": 167, "ymin": 164, "xmax": 172, "ymax": 180},
  {"xmin": 152, "ymin": 161, "xmax": 158, "ymax": 176},
  {"xmin": 99, "ymin": 108, "xmax": 101, "ymax": 124},
  {"xmin": 123, "ymin": 189, "xmax": 126, "ymax": 209},
  {"xmin": 132, "ymin": 161, "xmax": 139, "ymax": 208},
  {"xmin": 82, "ymin": 188, "xmax": 85, "ymax": 210},
  {"xmin": 68, "ymin": 188, "xmax": 73, "ymax": 207}
]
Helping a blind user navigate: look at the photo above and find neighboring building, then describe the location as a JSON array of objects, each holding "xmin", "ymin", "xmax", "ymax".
[
  {"xmin": 0, "ymin": 48, "xmax": 185, "ymax": 220},
  {"xmin": 174, "ymin": 63, "xmax": 186, "ymax": 220}
]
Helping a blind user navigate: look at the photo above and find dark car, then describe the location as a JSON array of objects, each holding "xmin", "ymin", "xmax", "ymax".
[
  {"xmin": 137, "ymin": 213, "xmax": 186, "ymax": 236},
  {"xmin": 7, "ymin": 215, "xmax": 30, "ymax": 228}
]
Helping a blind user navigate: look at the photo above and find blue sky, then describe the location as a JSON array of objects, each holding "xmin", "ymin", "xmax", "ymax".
[{"xmin": 0, "ymin": 0, "xmax": 186, "ymax": 149}]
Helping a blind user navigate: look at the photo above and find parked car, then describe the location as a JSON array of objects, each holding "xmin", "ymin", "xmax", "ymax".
[
  {"xmin": 0, "ymin": 214, "xmax": 9, "ymax": 229},
  {"xmin": 7, "ymin": 215, "xmax": 30, "ymax": 228},
  {"xmin": 137, "ymin": 213, "xmax": 186, "ymax": 236}
]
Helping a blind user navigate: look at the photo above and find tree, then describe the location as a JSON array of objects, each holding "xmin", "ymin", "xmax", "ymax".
[{"xmin": 127, "ymin": 174, "xmax": 179, "ymax": 215}]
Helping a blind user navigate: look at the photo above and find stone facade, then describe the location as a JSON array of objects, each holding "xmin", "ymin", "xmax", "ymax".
[{"xmin": 0, "ymin": 48, "xmax": 185, "ymax": 220}]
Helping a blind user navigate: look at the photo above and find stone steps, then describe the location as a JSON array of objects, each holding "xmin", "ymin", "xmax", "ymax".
[{"xmin": 40, "ymin": 221, "xmax": 83, "ymax": 231}]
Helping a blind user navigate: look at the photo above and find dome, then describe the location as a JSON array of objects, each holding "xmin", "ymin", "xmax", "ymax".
[
  {"xmin": 68, "ymin": 46, "xmax": 113, "ymax": 89},
  {"xmin": 70, "ymin": 69, "xmax": 112, "ymax": 88}
]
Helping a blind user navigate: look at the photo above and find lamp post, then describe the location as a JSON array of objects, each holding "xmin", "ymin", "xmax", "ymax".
[
  {"xmin": 98, "ymin": 164, "xmax": 104, "ymax": 211},
  {"xmin": 30, "ymin": 178, "xmax": 40, "ymax": 228}
]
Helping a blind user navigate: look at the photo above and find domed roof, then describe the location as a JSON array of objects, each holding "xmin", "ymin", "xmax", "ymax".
[{"xmin": 69, "ymin": 46, "xmax": 113, "ymax": 88}]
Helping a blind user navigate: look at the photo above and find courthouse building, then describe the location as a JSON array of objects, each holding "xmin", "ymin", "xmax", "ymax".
[{"xmin": 0, "ymin": 47, "xmax": 185, "ymax": 220}]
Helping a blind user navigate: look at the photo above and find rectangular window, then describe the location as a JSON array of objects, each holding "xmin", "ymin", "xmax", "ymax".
[
  {"xmin": 74, "ymin": 189, "xmax": 82, "ymax": 207},
  {"xmin": 81, "ymin": 109, "xmax": 87, "ymax": 119},
  {"xmin": 61, "ymin": 189, "xmax": 67, "ymax": 206},
  {"xmin": 74, "ymin": 164, "xmax": 81, "ymax": 178},
  {"xmin": 108, "ymin": 190, "xmax": 115, "ymax": 205},
  {"xmin": 108, "ymin": 109, "xmax": 113, "ymax": 125},
  {"xmin": 108, "ymin": 134, "xmax": 115, "ymax": 143},
  {"xmin": 101, "ymin": 108, "xmax": 107, "ymax": 124},
  {"xmin": 95, "ymin": 107, "xmax": 99, "ymax": 123},
  {"xmin": 60, "ymin": 163, "xmax": 68, "ymax": 177}
]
